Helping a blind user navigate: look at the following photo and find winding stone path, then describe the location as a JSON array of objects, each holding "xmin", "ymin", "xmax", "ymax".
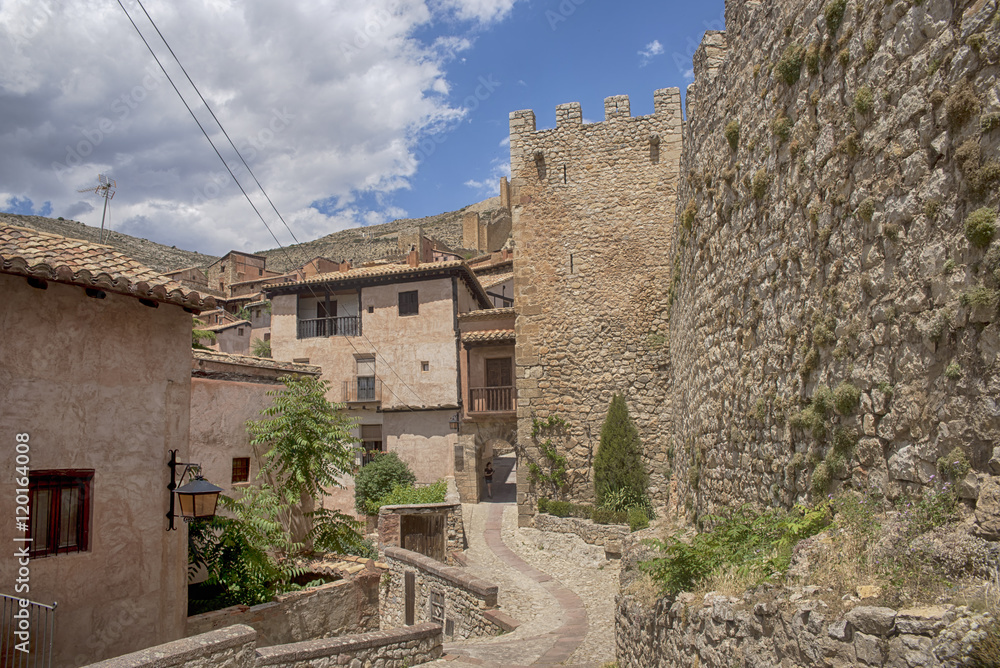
[{"xmin": 424, "ymin": 496, "xmax": 615, "ymax": 668}]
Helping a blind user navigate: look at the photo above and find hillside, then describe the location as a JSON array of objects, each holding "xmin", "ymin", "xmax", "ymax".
[
  {"xmin": 255, "ymin": 196, "xmax": 500, "ymax": 273},
  {"xmin": 1, "ymin": 196, "xmax": 499, "ymax": 276},
  {"xmin": 0, "ymin": 213, "xmax": 218, "ymax": 274}
]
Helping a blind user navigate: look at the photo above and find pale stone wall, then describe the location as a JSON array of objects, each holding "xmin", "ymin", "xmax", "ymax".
[
  {"xmin": 0, "ymin": 275, "xmax": 190, "ymax": 667},
  {"xmin": 83, "ymin": 625, "xmax": 258, "ymax": 668},
  {"xmin": 380, "ymin": 547, "xmax": 503, "ymax": 640},
  {"xmin": 671, "ymin": 0, "xmax": 1000, "ymax": 518},
  {"xmin": 185, "ymin": 569, "xmax": 380, "ymax": 646},
  {"xmin": 510, "ymin": 90, "xmax": 683, "ymax": 525},
  {"xmin": 533, "ymin": 513, "xmax": 629, "ymax": 556},
  {"xmin": 616, "ymin": 592, "xmax": 993, "ymax": 668},
  {"xmin": 383, "ymin": 410, "xmax": 458, "ymax": 483}
]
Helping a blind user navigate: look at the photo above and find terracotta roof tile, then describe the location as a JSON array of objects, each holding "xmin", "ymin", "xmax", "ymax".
[
  {"xmin": 192, "ymin": 349, "xmax": 321, "ymax": 375},
  {"xmin": 480, "ymin": 271, "xmax": 513, "ymax": 290},
  {"xmin": 0, "ymin": 225, "xmax": 214, "ymax": 311},
  {"xmin": 461, "ymin": 328, "xmax": 515, "ymax": 343},
  {"xmin": 459, "ymin": 307, "xmax": 515, "ymax": 321}
]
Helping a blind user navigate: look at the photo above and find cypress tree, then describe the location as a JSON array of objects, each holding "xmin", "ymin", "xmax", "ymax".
[{"xmin": 593, "ymin": 394, "xmax": 647, "ymax": 506}]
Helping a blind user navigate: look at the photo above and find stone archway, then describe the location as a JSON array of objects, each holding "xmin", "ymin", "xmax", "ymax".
[{"xmin": 456, "ymin": 420, "xmax": 517, "ymax": 503}]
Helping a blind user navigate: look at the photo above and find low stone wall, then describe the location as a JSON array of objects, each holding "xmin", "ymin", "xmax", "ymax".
[
  {"xmin": 187, "ymin": 564, "xmax": 380, "ymax": 646},
  {"xmin": 534, "ymin": 513, "xmax": 629, "ymax": 556},
  {"xmin": 616, "ymin": 591, "xmax": 994, "ymax": 667},
  {"xmin": 83, "ymin": 623, "xmax": 443, "ymax": 668},
  {"xmin": 83, "ymin": 625, "xmax": 258, "ymax": 668},
  {"xmin": 256, "ymin": 623, "xmax": 442, "ymax": 668},
  {"xmin": 381, "ymin": 546, "xmax": 503, "ymax": 639},
  {"xmin": 378, "ymin": 502, "xmax": 467, "ymax": 564}
]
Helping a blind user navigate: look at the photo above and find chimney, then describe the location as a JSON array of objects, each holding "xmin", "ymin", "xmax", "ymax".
[
  {"xmin": 339, "ymin": 259, "xmax": 352, "ymax": 273},
  {"xmin": 407, "ymin": 245, "xmax": 419, "ymax": 267}
]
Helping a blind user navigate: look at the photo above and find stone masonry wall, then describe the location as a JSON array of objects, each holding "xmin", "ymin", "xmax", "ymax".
[
  {"xmin": 616, "ymin": 592, "xmax": 994, "ymax": 667},
  {"xmin": 533, "ymin": 513, "xmax": 629, "ymax": 556},
  {"xmin": 510, "ymin": 90, "xmax": 683, "ymax": 525},
  {"xmin": 380, "ymin": 546, "xmax": 504, "ymax": 640},
  {"xmin": 671, "ymin": 0, "xmax": 1000, "ymax": 519}
]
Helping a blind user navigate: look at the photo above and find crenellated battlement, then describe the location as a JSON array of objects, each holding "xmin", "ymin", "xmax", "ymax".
[{"xmin": 510, "ymin": 89, "xmax": 682, "ymax": 137}]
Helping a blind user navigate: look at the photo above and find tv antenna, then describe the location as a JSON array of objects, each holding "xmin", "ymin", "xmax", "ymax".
[{"xmin": 77, "ymin": 174, "xmax": 117, "ymax": 243}]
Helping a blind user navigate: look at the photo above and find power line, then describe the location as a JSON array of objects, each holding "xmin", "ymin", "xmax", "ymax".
[{"xmin": 130, "ymin": 0, "xmax": 301, "ymax": 246}]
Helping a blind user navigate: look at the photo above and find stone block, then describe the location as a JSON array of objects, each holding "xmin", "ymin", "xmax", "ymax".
[{"xmin": 845, "ymin": 606, "xmax": 897, "ymax": 636}]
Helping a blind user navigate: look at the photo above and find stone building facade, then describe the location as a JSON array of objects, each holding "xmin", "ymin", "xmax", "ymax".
[
  {"xmin": 670, "ymin": 0, "xmax": 1000, "ymax": 519},
  {"xmin": 509, "ymin": 90, "xmax": 683, "ymax": 524}
]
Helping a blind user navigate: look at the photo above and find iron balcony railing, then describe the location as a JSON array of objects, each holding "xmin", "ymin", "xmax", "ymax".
[
  {"xmin": 297, "ymin": 316, "xmax": 361, "ymax": 339},
  {"xmin": 343, "ymin": 378, "xmax": 382, "ymax": 403},
  {"xmin": 1, "ymin": 594, "xmax": 56, "ymax": 668},
  {"xmin": 355, "ymin": 444, "xmax": 383, "ymax": 468},
  {"xmin": 469, "ymin": 386, "xmax": 516, "ymax": 413}
]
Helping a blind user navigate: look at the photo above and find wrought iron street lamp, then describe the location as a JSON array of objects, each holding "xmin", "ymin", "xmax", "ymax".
[{"xmin": 166, "ymin": 450, "xmax": 223, "ymax": 530}]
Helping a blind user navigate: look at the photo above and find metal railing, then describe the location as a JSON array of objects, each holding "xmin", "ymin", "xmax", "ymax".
[
  {"xmin": 355, "ymin": 443, "xmax": 383, "ymax": 468},
  {"xmin": 469, "ymin": 386, "xmax": 515, "ymax": 413},
  {"xmin": 1, "ymin": 594, "xmax": 56, "ymax": 668},
  {"xmin": 343, "ymin": 378, "xmax": 382, "ymax": 403},
  {"xmin": 297, "ymin": 316, "xmax": 361, "ymax": 339}
]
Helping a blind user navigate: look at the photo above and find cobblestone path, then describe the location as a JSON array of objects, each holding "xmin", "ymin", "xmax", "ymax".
[{"xmin": 424, "ymin": 498, "xmax": 618, "ymax": 668}]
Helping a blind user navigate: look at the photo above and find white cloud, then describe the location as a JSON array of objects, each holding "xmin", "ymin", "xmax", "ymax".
[
  {"xmin": 464, "ymin": 157, "xmax": 509, "ymax": 197},
  {"xmin": 638, "ymin": 39, "xmax": 665, "ymax": 67},
  {"xmin": 683, "ymin": 68, "xmax": 695, "ymax": 81},
  {"xmin": 0, "ymin": 0, "xmax": 518, "ymax": 255},
  {"xmin": 498, "ymin": 136, "xmax": 510, "ymax": 147}
]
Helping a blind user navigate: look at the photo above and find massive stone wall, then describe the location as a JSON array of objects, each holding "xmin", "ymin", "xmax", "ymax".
[
  {"xmin": 671, "ymin": 0, "xmax": 1000, "ymax": 518},
  {"xmin": 510, "ymin": 90, "xmax": 683, "ymax": 525}
]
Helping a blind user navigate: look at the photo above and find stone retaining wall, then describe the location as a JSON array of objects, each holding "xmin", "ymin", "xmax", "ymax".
[
  {"xmin": 533, "ymin": 513, "xmax": 629, "ymax": 555},
  {"xmin": 616, "ymin": 592, "xmax": 994, "ymax": 667},
  {"xmin": 83, "ymin": 623, "xmax": 443, "ymax": 668},
  {"xmin": 381, "ymin": 546, "xmax": 503, "ymax": 640},
  {"xmin": 186, "ymin": 566, "xmax": 380, "ymax": 646},
  {"xmin": 378, "ymin": 502, "xmax": 467, "ymax": 564}
]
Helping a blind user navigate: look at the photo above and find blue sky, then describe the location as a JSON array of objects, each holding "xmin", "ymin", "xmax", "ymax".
[{"xmin": 0, "ymin": 0, "xmax": 725, "ymax": 255}]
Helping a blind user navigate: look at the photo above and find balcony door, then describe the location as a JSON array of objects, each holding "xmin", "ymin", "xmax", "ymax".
[
  {"xmin": 357, "ymin": 356, "xmax": 376, "ymax": 401},
  {"xmin": 317, "ymin": 300, "xmax": 337, "ymax": 336},
  {"xmin": 484, "ymin": 357, "xmax": 513, "ymax": 411}
]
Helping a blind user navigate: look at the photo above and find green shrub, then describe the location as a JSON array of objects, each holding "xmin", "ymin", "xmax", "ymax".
[
  {"xmin": 537, "ymin": 496, "xmax": 549, "ymax": 513},
  {"xmin": 776, "ymin": 43, "xmax": 805, "ymax": 85},
  {"xmin": 811, "ymin": 461, "xmax": 832, "ymax": 495},
  {"xmin": 628, "ymin": 506, "xmax": 650, "ymax": 532},
  {"xmin": 354, "ymin": 452, "xmax": 415, "ymax": 514},
  {"xmin": 681, "ymin": 200, "xmax": 697, "ymax": 232},
  {"xmin": 724, "ymin": 120, "xmax": 740, "ymax": 151},
  {"xmin": 825, "ymin": 0, "xmax": 848, "ymax": 36},
  {"xmin": 960, "ymin": 287, "xmax": 998, "ymax": 308},
  {"xmin": 965, "ymin": 207, "xmax": 997, "ymax": 249},
  {"xmin": 547, "ymin": 500, "xmax": 571, "ymax": 517},
  {"xmin": 838, "ymin": 47, "xmax": 850, "ymax": 67},
  {"xmin": 751, "ymin": 169, "xmax": 771, "ymax": 200},
  {"xmin": 857, "ymin": 197, "xmax": 876, "ymax": 222},
  {"xmin": 790, "ymin": 405, "xmax": 827, "ymax": 440},
  {"xmin": 982, "ymin": 113, "xmax": 1000, "ymax": 133},
  {"xmin": 946, "ymin": 80, "xmax": 981, "ymax": 131},
  {"xmin": 833, "ymin": 382, "xmax": 861, "ymax": 415},
  {"xmin": 367, "ymin": 480, "xmax": 447, "ymax": 513},
  {"xmin": 854, "ymin": 86, "xmax": 874, "ymax": 114},
  {"xmin": 937, "ymin": 447, "xmax": 971, "ymax": 481},
  {"xmin": 772, "ymin": 114, "xmax": 793, "ymax": 142},
  {"xmin": 594, "ymin": 394, "xmax": 648, "ymax": 507},
  {"xmin": 592, "ymin": 508, "xmax": 628, "ymax": 525},
  {"xmin": 642, "ymin": 504, "xmax": 831, "ymax": 595},
  {"xmin": 945, "ymin": 362, "xmax": 962, "ymax": 380},
  {"xmin": 806, "ymin": 42, "xmax": 821, "ymax": 74}
]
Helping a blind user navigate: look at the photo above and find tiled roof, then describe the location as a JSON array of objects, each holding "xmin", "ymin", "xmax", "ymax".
[
  {"xmin": 461, "ymin": 328, "xmax": 515, "ymax": 343},
  {"xmin": 459, "ymin": 307, "xmax": 514, "ymax": 321},
  {"xmin": 192, "ymin": 349, "xmax": 321, "ymax": 375},
  {"xmin": 205, "ymin": 319, "xmax": 250, "ymax": 332},
  {"xmin": 265, "ymin": 259, "xmax": 493, "ymax": 308},
  {"xmin": 0, "ymin": 224, "xmax": 214, "ymax": 311},
  {"xmin": 480, "ymin": 271, "xmax": 513, "ymax": 290}
]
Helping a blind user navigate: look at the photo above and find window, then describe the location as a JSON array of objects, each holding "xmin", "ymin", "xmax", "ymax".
[
  {"xmin": 421, "ymin": 361, "xmax": 430, "ymax": 372},
  {"xmin": 237, "ymin": 328, "xmax": 244, "ymax": 336},
  {"xmin": 357, "ymin": 357, "xmax": 376, "ymax": 401},
  {"xmin": 398, "ymin": 290, "xmax": 419, "ymax": 316},
  {"xmin": 232, "ymin": 457, "xmax": 250, "ymax": 484},
  {"xmin": 28, "ymin": 470, "xmax": 93, "ymax": 558},
  {"xmin": 358, "ymin": 424, "xmax": 383, "ymax": 466},
  {"xmin": 368, "ymin": 305, "xmax": 374, "ymax": 314},
  {"xmin": 258, "ymin": 268, "xmax": 263, "ymax": 276}
]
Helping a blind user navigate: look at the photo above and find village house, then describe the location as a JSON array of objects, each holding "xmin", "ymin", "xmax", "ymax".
[
  {"xmin": 264, "ymin": 251, "xmax": 493, "ymax": 513},
  {"xmin": 0, "ymin": 224, "xmax": 215, "ymax": 667}
]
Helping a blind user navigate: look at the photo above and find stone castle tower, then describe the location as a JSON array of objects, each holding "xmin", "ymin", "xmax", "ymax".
[{"xmin": 509, "ymin": 90, "xmax": 683, "ymax": 525}]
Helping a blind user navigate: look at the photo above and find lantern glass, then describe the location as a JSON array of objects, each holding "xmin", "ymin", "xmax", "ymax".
[{"xmin": 175, "ymin": 478, "xmax": 222, "ymax": 519}]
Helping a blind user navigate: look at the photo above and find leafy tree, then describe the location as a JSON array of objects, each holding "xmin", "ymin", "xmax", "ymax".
[
  {"xmin": 251, "ymin": 337, "xmax": 272, "ymax": 358},
  {"xmin": 354, "ymin": 452, "xmax": 415, "ymax": 514},
  {"xmin": 192, "ymin": 317, "xmax": 216, "ymax": 349},
  {"xmin": 191, "ymin": 376, "xmax": 363, "ymax": 606},
  {"xmin": 593, "ymin": 394, "xmax": 648, "ymax": 508}
]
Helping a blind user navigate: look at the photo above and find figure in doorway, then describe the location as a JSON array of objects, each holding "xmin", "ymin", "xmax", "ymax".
[{"xmin": 484, "ymin": 461, "xmax": 494, "ymax": 499}]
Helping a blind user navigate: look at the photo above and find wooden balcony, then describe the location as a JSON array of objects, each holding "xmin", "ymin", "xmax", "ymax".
[
  {"xmin": 468, "ymin": 386, "xmax": 515, "ymax": 414},
  {"xmin": 343, "ymin": 378, "xmax": 382, "ymax": 403},
  {"xmin": 297, "ymin": 316, "xmax": 361, "ymax": 339}
]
